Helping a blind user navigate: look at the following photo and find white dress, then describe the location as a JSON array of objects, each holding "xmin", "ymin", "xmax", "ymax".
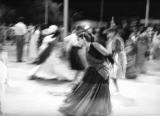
[
  {"xmin": 111, "ymin": 51, "xmax": 127, "ymax": 79},
  {"xmin": 29, "ymin": 29, "xmax": 40, "ymax": 59},
  {"xmin": 107, "ymin": 35, "xmax": 127, "ymax": 79},
  {"xmin": 0, "ymin": 52, "xmax": 8, "ymax": 112},
  {"xmin": 29, "ymin": 35, "xmax": 76, "ymax": 81}
]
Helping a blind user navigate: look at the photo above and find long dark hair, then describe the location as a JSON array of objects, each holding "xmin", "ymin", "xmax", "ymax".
[{"xmin": 96, "ymin": 27, "xmax": 108, "ymax": 47}]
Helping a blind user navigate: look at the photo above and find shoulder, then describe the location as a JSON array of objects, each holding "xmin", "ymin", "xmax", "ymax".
[{"xmin": 64, "ymin": 33, "xmax": 77, "ymax": 41}]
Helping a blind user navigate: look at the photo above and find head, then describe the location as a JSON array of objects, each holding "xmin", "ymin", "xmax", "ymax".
[
  {"xmin": 105, "ymin": 27, "xmax": 118, "ymax": 38},
  {"xmin": 73, "ymin": 25, "xmax": 85, "ymax": 35},
  {"xmin": 95, "ymin": 27, "xmax": 108, "ymax": 47},
  {"xmin": 78, "ymin": 31, "xmax": 94, "ymax": 46}
]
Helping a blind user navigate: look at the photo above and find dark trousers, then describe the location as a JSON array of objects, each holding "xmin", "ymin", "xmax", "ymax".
[{"xmin": 16, "ymin": 35, "xmax": 25, "ymax": 62}]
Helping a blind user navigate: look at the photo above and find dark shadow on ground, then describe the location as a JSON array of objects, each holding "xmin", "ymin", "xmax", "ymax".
[{"xmin": 29, "ymin": 77, "xmax": 72, "ymax": 86}]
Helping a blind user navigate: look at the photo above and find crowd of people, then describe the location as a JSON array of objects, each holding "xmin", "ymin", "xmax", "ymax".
[{"xmin": 1, "ymin": 19, "xmax": 160, "ymax": 115}]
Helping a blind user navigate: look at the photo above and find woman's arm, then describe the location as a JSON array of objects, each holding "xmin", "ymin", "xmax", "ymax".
[{"xmin": 92, "ymin": 42, "xmax": 110, "ymax": 55}]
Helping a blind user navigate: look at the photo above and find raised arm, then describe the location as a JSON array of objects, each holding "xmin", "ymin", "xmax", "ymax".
[{"xmin": 92, "ymin": 42, "xmax": 110, "ymax": 56}]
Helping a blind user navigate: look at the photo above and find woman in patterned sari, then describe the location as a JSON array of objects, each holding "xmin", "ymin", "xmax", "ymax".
[{"xmin": 59, "ymin": 31, "xmax": 112, "ymax": 116}]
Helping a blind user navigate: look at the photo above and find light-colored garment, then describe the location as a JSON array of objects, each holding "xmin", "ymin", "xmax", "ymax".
[
  {"xmin": 0, "ymin": 59, "xmax": 7, "ymax": 111},
  {"xmin": 111, "ymin": 51, "xmax": 127, "ymax": 79},
  {"xmin": 63, "ymin": 33, "xmax": 81, "ymax": 52},
  {"xmin": 0, "ymin": 61, "xmax": 7, "ymax": 94},
  {"xmin": 38, "ymin": 34, "xmax": 56, "ymax": 55},
  {"xmin": 0, "ymin": 51, "xmax": 8, "ymax": 66},
  {"xmin": 107, "ymin": 35, "xmax": 127, "ymax": 79},
  {"xmin": 29, "ymin": 29, "xmax": 40, "ymax": 59},
  {"xmin": 29, "ymin": 45, "xmax": 76, "ymax": 81},
  {"xmin": 150, "ymin": 33, "xmax": 160, "ymax": 59},
  {"xmin": 136, "ymin": 34, "xmax": 149, "ymax": 73},
  {"xmin": 13, "ymin": 22, "xmax": 27, "ymax": 36},
  {"xmin": 41, "ymin": 25, "xmax": 58, "ymax": 35}
]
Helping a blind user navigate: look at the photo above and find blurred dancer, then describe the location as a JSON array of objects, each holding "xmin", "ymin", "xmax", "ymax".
[
  {"xmin": 29, "ymin": 25, "xmax": 74, "ymax": 81},
  {"xmin": 106, "ymin": 27, "xmax": 127, "ymax": 93},
  {"xmin": 28, "ymin": 26, "xmax": 40, "ymax": 61},
  {"xmin": 59, "ymin": 31, "xmax": 112, "ymax": 116},
  {"xmin": 125, "ymin": 31, "xmax": 138, "ymax": 79},
  {"xmin": 151, "ymin": 31, "xmax": 160, "ymax": 60},
  {"xmin": 34, "ymin": 25, "xmax": 59, "ymax": 64},
  {"xmin": 136, "ymin": 28, "xmax": 150, "ymax": 74},
  {"xmin": 13, "ymin": 20, "xmax": 27, "ymax": 62},
  {"xmin": 37, "ymin": 24, "xmax": 48, "ymax": 51}
]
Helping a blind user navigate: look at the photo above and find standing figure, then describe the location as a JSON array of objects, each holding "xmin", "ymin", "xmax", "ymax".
[
  {"xmin": 59, "ymin": 31, "xmax": 112, "ymax": 116},
  {"xmin": 106, "ymin": 28, "xmax": 127, "ymax": 93},
  {"xmin": 151, "ymin": 31, "xmax": 160, "ymax": 60},
  {"xmin": 12, "ymin": 21, "xmax": 27, "ymax": 62},
  {"xmin": 136, "ymin": 29, "xmax": 150, "ymax": 74},
  {"xmin": 125, "ymin": 32, "xmax": 138, "ymax": 79}
]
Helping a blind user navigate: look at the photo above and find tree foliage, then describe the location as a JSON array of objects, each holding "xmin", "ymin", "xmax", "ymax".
[
  {"xmin": 0, "ymin": 4, "xmax": 16, "ymax": 24},
  {"xmin": 1, "ymin": 0, "xmax": 63, "ymax": 25}
]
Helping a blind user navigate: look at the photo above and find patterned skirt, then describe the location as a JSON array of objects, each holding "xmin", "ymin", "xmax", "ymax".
[{"xmin": 59, "ymin": 67, "xmax": 112, "ymax": 116}]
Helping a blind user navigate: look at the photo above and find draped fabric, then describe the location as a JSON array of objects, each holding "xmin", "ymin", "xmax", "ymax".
[{"xmin": 59, "ymin": 43, "xmax": 112, "ymax": 116}]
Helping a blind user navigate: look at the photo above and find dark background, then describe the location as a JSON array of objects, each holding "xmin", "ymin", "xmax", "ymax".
[
  {"xmin": 69, "ymin": 0, "xmax": 160, "ymax": 20},
  {"xmin": 0, "ymin": 0, "xmax": 160, "ymax": 24}
]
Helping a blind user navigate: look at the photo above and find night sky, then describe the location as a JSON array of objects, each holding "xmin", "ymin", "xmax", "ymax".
[
  {"xmin": 69, "ymin": 0, "xmax": 160, "ymax": 20},
  {"xmin": 1, "ymin": 0, "xmax": 160, "ymax": 22}
]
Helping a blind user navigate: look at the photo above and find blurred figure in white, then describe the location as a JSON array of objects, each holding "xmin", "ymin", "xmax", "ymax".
[
  {"xmin": 25, "ymin": 25, "xmax": 34, "ymax": 57},
  {"xmin": 150, "ymin": 31, "xmax": 160, "ymax": 60},
  {"xmin": 12, "ymin": 19, "xmax": 27, "ymax": 62},
  {"xmin": 37, "ymin": 25, "xmax": 58, "ymax": 55},
  {"xmin": 29, "ymin": 25, "xmax": 75, "ymax": 81},
  {"xmin": 136, "ymin": 28, "xmax": 150, "ymax": 74},
  {"xmin": 28, "ymin": 26, "xmax": 40, "ymax": 61},
  {"xmin": 106, "ymin": 27, "xmax": 127, "ymax": 93},
  {"xmin": 0, "ymin": 44, "xmax": 8, "ymax": 116}
]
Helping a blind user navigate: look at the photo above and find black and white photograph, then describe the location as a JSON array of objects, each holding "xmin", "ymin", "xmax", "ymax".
[{"xmin": 0, "ymin": 0, "xmax": 160, "ymax": 116}]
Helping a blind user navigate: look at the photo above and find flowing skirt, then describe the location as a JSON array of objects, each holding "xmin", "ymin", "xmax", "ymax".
[
  {"xmin": 59, "ymin": 67, "xmax": 112, "ymax": 116},
  {"xmin": 29, "ymin": 46, "xmax": 76, "ymax": 81}
]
